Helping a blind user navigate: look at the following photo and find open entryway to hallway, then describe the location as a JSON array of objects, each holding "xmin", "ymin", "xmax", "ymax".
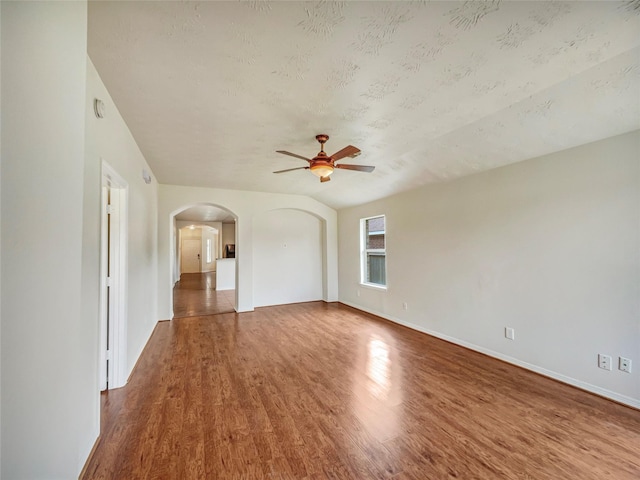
[{"xmin": 171, "ymin": 204, "xmax": 237, "ymax": 318}]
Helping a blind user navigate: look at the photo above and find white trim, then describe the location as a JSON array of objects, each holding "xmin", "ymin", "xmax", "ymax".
[
  {"xmin": 340, "ymin": 300, "xmax": 640, "ymax": 410},
  {"xmin": 360, "ymin": 214, "xmax": 387, "ymax": 287},
  {"xmin": 99, "ymin": 185, "xmax": 108, "ymax": 391},
  {"xmin": 100, "ymin": 160, "xmax": 128, "ymax": 390},
  {"xmin": 359, "ymin": 282, "xmax": 387, "ymax": 291}
]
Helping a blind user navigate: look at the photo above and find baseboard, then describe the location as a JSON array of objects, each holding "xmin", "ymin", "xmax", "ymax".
[
  {"xmin": 78, "ymin": 434, "xmax": 101, "ymax": 479},
  {"xmin": 339, "ymin": 300, "xmax": 640, "ymax": 410}
]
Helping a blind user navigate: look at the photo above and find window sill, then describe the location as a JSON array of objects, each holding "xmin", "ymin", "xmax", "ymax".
[{"xmin": 360, "ymin": 282, "xmax": 387, "ymax": 291}]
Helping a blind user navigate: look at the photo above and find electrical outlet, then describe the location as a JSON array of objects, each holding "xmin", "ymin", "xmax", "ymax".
[
  {"xmin": 598, "ymin": 354, "xmax": 612, "ymax": 371},
  {"xmin": 402, "ymin": 302, "xmax": 408, "ymax": 311},
  {"xmin": 356, "ymin": 289, "xmax": 360, "ymax": 297},
  {"xmin": 619, "ymin": 357, "xmax": 632, "ymax": 373},
  {"xmin": 505, "ymin": 327, "xmax": 515, "ymax": 340}
]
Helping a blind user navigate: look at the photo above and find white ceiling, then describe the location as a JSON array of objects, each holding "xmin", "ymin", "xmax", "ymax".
[
  {"xmin": 175, "ymin": 204, "xmax": 236, "ymax": 223},
  {"xmin": 88, "ymin": 1, "xmax": 640, "ymax": 210}
]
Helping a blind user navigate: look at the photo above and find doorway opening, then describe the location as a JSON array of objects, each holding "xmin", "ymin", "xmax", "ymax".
[
  {"xmin": 170, "ymin": 205, "xmax": 238, "ymax": 318},
  {"xmin": 99, "ymin": 162, "xmax": 128, "ymax": 390}
]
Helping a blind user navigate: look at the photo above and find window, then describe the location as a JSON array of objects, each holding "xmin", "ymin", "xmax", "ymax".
[
  {"xmin": 361, "ymin": 215, "xmax": 386, "ymax": 287},
  {"xmin": 206, "ymin": 238, "xmax": 212, "ymax": 263}
]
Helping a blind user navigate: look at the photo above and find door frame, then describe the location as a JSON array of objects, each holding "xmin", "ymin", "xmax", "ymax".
[
  {"xmin": 99, "ymin": 161, "xmax": 128, "ymax": 390},
  {"xmin": 169, "ymin": 204, "xmax": 238, "ymax": 317}
]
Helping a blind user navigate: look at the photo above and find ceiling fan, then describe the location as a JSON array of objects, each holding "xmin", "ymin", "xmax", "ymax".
[{"xmin": 274, "ymin": 134, "xmax": 375, "ymax": 183}]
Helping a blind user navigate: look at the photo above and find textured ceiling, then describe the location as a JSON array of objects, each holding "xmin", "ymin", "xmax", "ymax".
[
  {"xmin": 175, "ymin": 205, "xmax": 236, "ymax": 223},
  {"xmin": 88, "ymin": 1, "xmax": 640, "ymax": 210}
]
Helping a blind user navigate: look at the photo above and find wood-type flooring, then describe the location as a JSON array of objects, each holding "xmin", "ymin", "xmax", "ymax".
[
  {"xmin": 82, "ymin": 302, "xmax": 640, "ymax": 479},
  {"xmin": 173, "ymin": 272, "xmax": 235, "ymax": 318}
]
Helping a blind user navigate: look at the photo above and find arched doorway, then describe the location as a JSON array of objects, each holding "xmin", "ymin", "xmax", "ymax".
[
  {"xmin": 253, "ymin": 209, "xmax": 324, "ymax": 307},
  {"xmin": 170, "ymin": 204, "xmax": 238, "ymax": 318}
]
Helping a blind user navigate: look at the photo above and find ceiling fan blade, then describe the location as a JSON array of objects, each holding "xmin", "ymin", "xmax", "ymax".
[
  {"xmin": 335, "ymin": 164, "xmax": 375, "ymax": 173},
  {"xmin": 320, "ymin": 175, "xmax": 331, "ymax": 183},
  {"xmin": 276, "ymin": 150, "xmax": 312, "ymax": 162},
  {"xmin": 273, "ymin": 166, "xmax": 310, "ymax": 174},
  {"xmin": 330, "ymin": 145, "xmax": 361, "ymax": 162}
]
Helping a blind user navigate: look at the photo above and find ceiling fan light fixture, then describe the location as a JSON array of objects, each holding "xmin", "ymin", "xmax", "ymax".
[
  {"xmin": 310, "ymin": 163, "xmax": 334, "ymax": 178},
  {"xmin": 275, "ymin": 134, "xmax": 373, "ymax": 181}
]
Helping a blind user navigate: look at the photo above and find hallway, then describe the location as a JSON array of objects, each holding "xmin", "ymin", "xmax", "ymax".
[{"xmin": 173, "ymin": 272, "xmax": 235, "ymax": 318}]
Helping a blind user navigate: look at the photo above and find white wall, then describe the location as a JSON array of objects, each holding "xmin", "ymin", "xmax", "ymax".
[
  {"xmin": 339, "ymin": 131, "xmax": 640, "ymax": 408},
  {"xmin": 254, "ymin": 209, "xmax": 323, "ymax": 307},
  {"xmin": 158, "ymin": 185, "xmax": 338, "ymax": 317},
  {"xmin": 1, "ymin": 1, "xmax": 94, "ymax": 477},
  {"xmin": 85, "ymin": 59, "xmax": 159, "ymax": 384}
]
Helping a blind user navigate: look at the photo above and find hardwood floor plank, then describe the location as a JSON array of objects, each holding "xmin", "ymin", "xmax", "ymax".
[
  {"xmin": 82, "ymin": 302, "xmax": 640, "ymax": 479},
  {"xmin": 173, "ymin": 272, "xmax": 235, "ymax": 318}
]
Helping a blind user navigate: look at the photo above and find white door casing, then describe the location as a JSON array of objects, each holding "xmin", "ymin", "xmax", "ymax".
[{"xmin": 99, "ymin": 161, "xmax": 128, "ymax": 390}]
